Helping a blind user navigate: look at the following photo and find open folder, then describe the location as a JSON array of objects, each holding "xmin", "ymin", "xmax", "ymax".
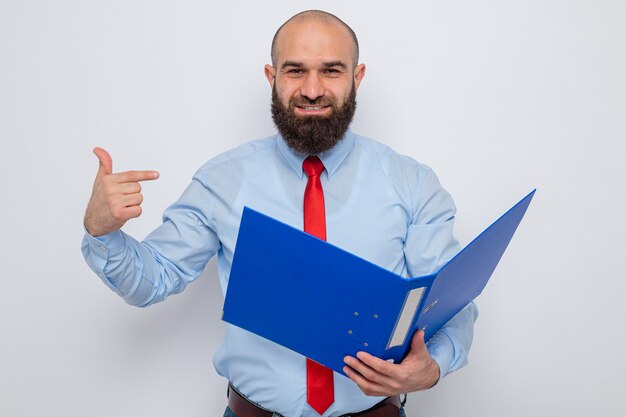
[{"xmin": 223, "ymin": 190, "xmax": 535, "ymax": 375}]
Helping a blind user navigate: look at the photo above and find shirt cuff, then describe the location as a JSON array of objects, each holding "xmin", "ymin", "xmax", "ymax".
[
  {"xmin": 84, "ymin": 228, "xmax": 125, "ymax": 251},
  {"xmin": 426, "ymin": 332, "xmax": 455, "ymax": 383},
  {"xmin": 81, "ymin": 229, "xmax": 126, "ymax": 295}
]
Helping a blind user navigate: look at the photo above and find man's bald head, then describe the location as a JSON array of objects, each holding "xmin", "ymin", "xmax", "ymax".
[{"xmin": 271, "ymin": 10, "xmax": 359, "ymax": 68}]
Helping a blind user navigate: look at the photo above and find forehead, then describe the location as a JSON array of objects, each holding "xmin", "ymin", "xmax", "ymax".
[{"xmin": 274, "ymin": 19, "xmax": 353, "ymax": 65}]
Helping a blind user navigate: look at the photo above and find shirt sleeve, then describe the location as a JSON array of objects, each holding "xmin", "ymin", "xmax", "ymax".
[
  {"xmin": 81, "ymin": 178, "xmax": 220, "ymax": 307},
  {"xmin": 403, "ymin": 166, "xmax": 479, "ymax": 381}
]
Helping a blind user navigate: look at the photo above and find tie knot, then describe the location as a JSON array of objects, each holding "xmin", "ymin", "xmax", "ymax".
[{"xmin": 303, "ymin": 156, "xmax": 325, "ymax": 177}]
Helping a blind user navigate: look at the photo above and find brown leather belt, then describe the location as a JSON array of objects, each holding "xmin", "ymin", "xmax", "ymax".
[{"xmin": 228, "ymin": 384, "xmax": 401, "ymax": 417}]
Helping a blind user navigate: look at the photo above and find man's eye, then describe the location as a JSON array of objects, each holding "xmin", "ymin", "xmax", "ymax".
[
  {"xmin": 324, "ymin": 69, "xmax": 341, "ymax": 75},
  {"xmin": 288, "ymin": 69, "xmax": 303, "ymax": 74}
]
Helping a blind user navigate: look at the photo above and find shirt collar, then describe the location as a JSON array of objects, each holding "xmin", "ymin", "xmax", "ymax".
[{"xmin": 276, "ymin": 130, "xmax": 356, "ymax": 180}]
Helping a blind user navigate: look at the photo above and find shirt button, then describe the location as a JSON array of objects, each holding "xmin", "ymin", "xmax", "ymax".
[{"xmin": 98, "ymin": 245, "xmax": 106, "ymax": 251}]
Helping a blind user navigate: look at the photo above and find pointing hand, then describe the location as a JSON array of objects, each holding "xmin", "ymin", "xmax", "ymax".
[{"xmin": 83, "ymin": 147, "xmax": 159, "ymax": 236}]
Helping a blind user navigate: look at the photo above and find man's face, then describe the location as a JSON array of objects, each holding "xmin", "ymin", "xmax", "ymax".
[{"xmin": 265, "ymin": 19, "xmax": 366, "ymax": 154}]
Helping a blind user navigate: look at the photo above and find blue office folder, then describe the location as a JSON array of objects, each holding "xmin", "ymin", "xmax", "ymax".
[{"xmin": 222, "ymin": 190, "xmax": 535, "ymax": 375}]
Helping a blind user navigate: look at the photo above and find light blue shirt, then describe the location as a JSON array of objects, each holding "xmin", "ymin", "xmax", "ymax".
[{"xmin": 82, "ymin": 131, "xmax": 478, "ymax": 417}]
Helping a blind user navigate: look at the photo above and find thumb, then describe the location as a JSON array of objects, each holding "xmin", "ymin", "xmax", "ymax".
[
  {"xmin": 93, "ymin": 147, "xmax": 113, "ymax": 176},
  {"xmin": 407, "ymin": 329, "xmax": 428, "ymax": 359}
]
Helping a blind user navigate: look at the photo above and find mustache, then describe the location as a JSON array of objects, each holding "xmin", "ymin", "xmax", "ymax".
[{"xmin": 290, "ymin": 95, "xmax": 336, "ymax": 108}]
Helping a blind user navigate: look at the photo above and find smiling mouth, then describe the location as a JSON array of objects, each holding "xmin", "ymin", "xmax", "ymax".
[{"xmin": 295, "ymin": 105, "xmax": 331, "ymax": 114}]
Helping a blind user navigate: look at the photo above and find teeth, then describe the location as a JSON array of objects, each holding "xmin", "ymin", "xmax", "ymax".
[{"xmin": 303, "ymin": 106, "xmax": 323, "ymax": 110}]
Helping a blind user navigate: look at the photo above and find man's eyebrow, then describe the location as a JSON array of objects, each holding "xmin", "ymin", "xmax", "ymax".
[
  {"xmin": 280, "ymin": 60, "xmax": 348, "ymax": 70},
  {"xmin": 322, "ymin": 61, "xmax": 348, "ymax": 69},
  {"xmin": 281, "ymin": 61, "xmax": 304, "ymax": 69}
]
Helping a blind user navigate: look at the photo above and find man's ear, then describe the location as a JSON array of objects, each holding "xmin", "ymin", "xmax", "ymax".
[
  {"xmin": 265, "ymin": 64, "xmax": 276, "ymax": 88},
  {"xmin": 353, "ymin": 64, "xmax": 366, "ymax": 91}
]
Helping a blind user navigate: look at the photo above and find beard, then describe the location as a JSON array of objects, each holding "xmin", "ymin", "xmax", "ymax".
[{"xmin": 271, "ymin": 84, "xmax": 357, "ymax": 155}]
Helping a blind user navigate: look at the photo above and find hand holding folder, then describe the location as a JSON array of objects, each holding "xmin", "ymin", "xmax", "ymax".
[{"xmin": 222, "ymin": 190, "xmax": 535, "ymax": 376}]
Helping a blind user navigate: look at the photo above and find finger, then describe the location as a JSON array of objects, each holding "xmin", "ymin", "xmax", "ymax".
[
  {"xmin": 122, "ymin": 205, "xmax": 143, "ymax": 220},
  {"xmin": 107, "ymin": 204, "xmax": 143, "ymax": 225},
  {"xmin": 119, "ymin": 193, "xmax": 144, "ymax": 207},
  {"xmin": 343, "ymin": 366, "xmax": 388, "ymax": 397},
  {"xmin": 93, "ymin": 147, "xmax": 113, "ymax": 177},
  {"xmin": 406, "ymin": 330, "xmax": 428, "ymax": 360},
  {"xmin": 344, "ymin": 355, "xmax": 394, "ymax": 386},
  {"xmin": 116, "ymin": 182, "xmax": 142, "ymax": 195},
  {"xmin": 113, "ymin": 170, "xmax": 160, "ymax": 183},
  {"xmin": 355, "ymin": 351, "xmax": 397, "ymax": 377}
]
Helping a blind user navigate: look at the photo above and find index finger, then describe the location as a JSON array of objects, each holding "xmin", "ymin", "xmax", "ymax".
[
  {"xmin": 112, "ymin": 170, "xmax": 160, "ymax": 183},
  {"xmin": 353, "ymin": 351, "xmax": 397, "ymax": 376}
]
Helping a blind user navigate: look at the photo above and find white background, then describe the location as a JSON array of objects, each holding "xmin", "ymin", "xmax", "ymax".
[{"xmin": 1, "ymin": 1, "xmax": 625, "ymax": 416}]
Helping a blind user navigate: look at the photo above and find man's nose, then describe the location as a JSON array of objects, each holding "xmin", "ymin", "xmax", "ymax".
[{"xmin": 300, "ymin": 73, "xmax": 325, "ymax": 101}]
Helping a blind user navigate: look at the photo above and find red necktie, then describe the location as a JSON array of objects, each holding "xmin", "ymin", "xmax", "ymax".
[{"xmin": 302, "ymin": 156, "xmax": 334, "ymax": 415}]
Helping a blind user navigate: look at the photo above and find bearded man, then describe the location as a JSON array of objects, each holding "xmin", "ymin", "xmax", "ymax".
[{"xmin": 82, "ymin": 10, "xmax": 477, "ymax": 417}]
